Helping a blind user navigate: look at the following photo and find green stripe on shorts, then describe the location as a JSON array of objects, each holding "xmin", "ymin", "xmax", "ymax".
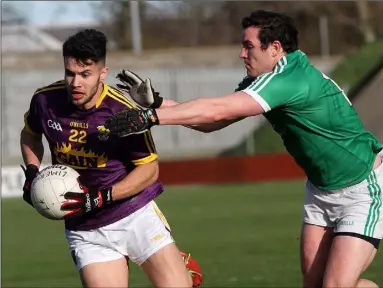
[
  {"xmin": 370, "ymin": 172, "xmax": 382, "ymax": 236},
  {"xmin": 364, "ymin": 172, "xmax": 382, "ymax": 237}
]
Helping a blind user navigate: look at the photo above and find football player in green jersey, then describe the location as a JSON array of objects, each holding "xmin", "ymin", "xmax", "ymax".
[{"xmin": 106, "ymin": 10, "xmax": 383, "ymax": 288}]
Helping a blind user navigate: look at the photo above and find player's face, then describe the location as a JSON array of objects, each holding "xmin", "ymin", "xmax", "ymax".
[
  {"xmin": 64, "ymin": 57, "xmax": 108, "ymax": 109},
  {"xmin": 240, "ymin": 27, "xmax": 284, "ymax": 77}
]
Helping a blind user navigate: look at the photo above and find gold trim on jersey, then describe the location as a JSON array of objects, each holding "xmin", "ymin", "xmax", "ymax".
[
  {"xmin": 95, "ymin": 83, "xmax": 109, "ymax": 108},
  {"xmin": 132, "ymin": 153, "xmax": 158, "ymax": 165},
  {"xmin": 34, "ymin": 80, "xmax": 65, "ymax": 95},
  {"xmin": 110, "ymin": 86, "xmax": 137, "ymax": 108},
  {"xmin": 106, "ymin": 86, "xmax": 137, "ymax": 109}
]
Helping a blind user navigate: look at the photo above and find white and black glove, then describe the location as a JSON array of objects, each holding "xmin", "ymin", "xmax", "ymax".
[{"xmin": 116, "ymin": 70, "xmax": 163, "ymax": 109}]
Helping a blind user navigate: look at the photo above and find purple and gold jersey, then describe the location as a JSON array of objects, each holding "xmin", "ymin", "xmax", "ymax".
[{"xmin": 24, "ymin": 80, "xmax": 163, "ymax": 231}]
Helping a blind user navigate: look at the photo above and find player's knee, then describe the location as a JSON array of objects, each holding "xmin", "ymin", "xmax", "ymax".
[
  {"xmin": 323, "ymin": 275, "xmax": 358, "ymax": 288},
  {"xmin": 356, "ymin": 279, "xmax": 379, "ymax": 288},
  {"xmin": 141, "ymin": 244, "xmax": 192, "ymax": 288},
  {"xmin": 322, "ymin": 278, "xmax": 378, "ymax": 288}
]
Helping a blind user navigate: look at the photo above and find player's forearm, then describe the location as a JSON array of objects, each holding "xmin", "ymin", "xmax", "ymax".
[
  {"xmin": 186, "ymin": 118, "xmax": 246, "ymax": 133},
  {"xmin": 155, "ymin": 92, "xmax": 263, "ymax": 126},
  {"xmin": 156, "ymin": 98, "xmax": 231, "ymax": 126},
  {"xmin": 161, "ymin": 99, "xmax": 179, "ymax": 108},
  {"xmin": 111, "ymin": 160, "xmax": 159, "ymax": 201},
  {"xmin": 161, "ymin": 99, "xmax": 239, "ymax": 132},
  {"xmin": 20, "ymin": 129, "xmax": 44, "ymax": 167}
]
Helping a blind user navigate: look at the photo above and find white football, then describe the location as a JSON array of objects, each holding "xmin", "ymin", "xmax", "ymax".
[{"xmin": 31, "ymin": 164, "xmax": 83, "ymax": 220}]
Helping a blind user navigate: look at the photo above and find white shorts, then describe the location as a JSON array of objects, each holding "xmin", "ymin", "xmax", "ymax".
[
  {"xmin": 65, "ymin": 201, "xmax": 174, "ymax": 270},
  {"xmin": 304, "ymin": 160, "xmax": 383, "ymax": 239}
]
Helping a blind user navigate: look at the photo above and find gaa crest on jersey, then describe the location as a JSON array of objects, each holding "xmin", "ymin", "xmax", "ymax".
[
  {"xmin": 47, "ymin": 119, "xmax": 63, "ymax": 131},
  {"xmin": 97, "ymin": 125, "xmax": 110, "ymax": 141}
]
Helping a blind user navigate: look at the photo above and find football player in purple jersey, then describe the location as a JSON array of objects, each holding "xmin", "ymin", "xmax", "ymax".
[{"xmin": 20, "ymin": 29, "xmax": 202, "ymax": 288}]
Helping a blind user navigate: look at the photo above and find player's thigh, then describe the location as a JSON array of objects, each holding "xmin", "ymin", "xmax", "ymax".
[
  {"xmin": 141, "ymin": 242, "xmax": 192, "ymax": 288},
  {"xmin": 323, "ymin": 235, "xmax": 377, "ymax": 287},
  {"xmin": 66, "ymin": 229, "xmax": 128, "ymax": 287},
  {"xmin": 300, "ymin": 223, "xmax": 334, "ymax": 286},
  {"xmin": 303, "ymin": 181, "xmax": 334, "ymax": 230},
  {"xmin": 301, "ymin": 181, "xmax": 335, "ymax": 287},
  {"xmin": 324, "ymin": 165, "xmax": 383, "ymax": 287},
  {"xmin": 123, "ymin": 201, "xmax": 174, "ymax": 264},
  {"xmin": 80, "ymin": 257, "xmax": 129, "ymax": 288},
  {"xmin": 125, "ymin": 201, "xmax": 191, "ymax": 287}
]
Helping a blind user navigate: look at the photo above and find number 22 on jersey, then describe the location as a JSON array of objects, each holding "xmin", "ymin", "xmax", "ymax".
[
  {"xmin": 69, "ymin": 129, "xmax": 87, "ymax": 143},
  {"xmin": 321, "ymin": 72, "xmax": 352, "ymax": 106}
]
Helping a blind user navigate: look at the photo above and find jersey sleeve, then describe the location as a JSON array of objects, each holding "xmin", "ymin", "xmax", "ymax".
[
  {"xmin": 241, "ymin": 63, "xmax": 308, "ymax": 112},
  {"xmin": 122, "ymin": 131, "xmax": 158, "ymax": 166},
  {"xmin": 24, "ymin": 94, "xmax": 43, "ymax": 135}
]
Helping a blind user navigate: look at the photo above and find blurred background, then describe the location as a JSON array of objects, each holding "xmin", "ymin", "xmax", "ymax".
[{"xmin": 2, "ymin": 1, "xmax": 383, "ymax": 287}]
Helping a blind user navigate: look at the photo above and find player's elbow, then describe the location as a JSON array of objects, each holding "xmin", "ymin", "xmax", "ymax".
[
  {"xmin": 146, "ymin": 160, "xmax": 160, "ymax": 185},
  {"xmin": 151, "ymin": 162, "xmax": 160, "ymax": 183},
  {"xmin": 199, "ymin": 103, "xmax": 226, "ymax": 124},
  {"xmin": 206, "ymin": 107, "xmax": 235, "ymax": 124}
]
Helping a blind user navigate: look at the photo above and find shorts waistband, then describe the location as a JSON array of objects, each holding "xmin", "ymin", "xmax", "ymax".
[{"xmin": 329, "ymin": 157, "xmax": 383, "ymax": 193}]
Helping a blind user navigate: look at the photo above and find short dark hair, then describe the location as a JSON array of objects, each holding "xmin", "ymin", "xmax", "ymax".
[
  {"xmin": 242, "ymin": 10, "xmax": 298, "ymax": 53},
  {"xmin": 62, "ymin": 29, "xmax": 107, "ymax": 65}
]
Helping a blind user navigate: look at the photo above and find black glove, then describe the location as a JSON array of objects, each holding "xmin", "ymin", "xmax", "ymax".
[
  {"xmin": 61, "ymin": 178, "xmax": 113, "ymax": 218},
  {"xmin": 104, "ymin": 108, "xmax": 159, "ymax": 137},
  {"xmin": 21, "ymin": 164, "xmax": 39, "ymax": 207},
  {"xmin": 116, "ymin": 69, "xmax": 163, "ymax": 109}
]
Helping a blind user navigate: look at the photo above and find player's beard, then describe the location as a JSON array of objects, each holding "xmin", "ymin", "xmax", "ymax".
[{"xmin": 70, "ymin": 78, "xmax": 103, "ymax": 109}]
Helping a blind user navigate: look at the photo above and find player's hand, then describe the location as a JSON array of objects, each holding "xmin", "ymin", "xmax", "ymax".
[
  {"xmin": 104, "ymin": 108, "xmax": 159, "ymax": 137},
  {"xmin": 180, "ymin": 251, "xmax": 203, "ymax": 287},
  {"xmin": 21, "ymin": 164, "xmax": 39, "ymax": 207},
  {"xmin": 61, "ymin": 178, "xmax": 113, "ymax": 218},
  {"xmin": 116, "ymin": 69, "xmax": 163, "ymax": 109}
]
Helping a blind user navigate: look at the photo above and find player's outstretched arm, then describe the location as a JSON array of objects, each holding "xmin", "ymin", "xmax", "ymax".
[
  {"xmin": 116, "ymin": 70, "xmax": 243, "ymax": 133},
  {"xmin": 155, "ymin": 92, "xmax": 264, "ymax": 125},
  {"xmin": 105, "ymin": 92, "xmax": 264, "ymax": 136},
  {"xmin": 157, "ymin": 98, "xmax": 242, "ymax": 132},
  {"xmin": 119, "ymin": 71, "xmax": 264, "ymax": 124}
]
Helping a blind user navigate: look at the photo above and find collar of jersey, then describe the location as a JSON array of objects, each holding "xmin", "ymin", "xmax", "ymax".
[{"xmin": 95, "ymin": 83, "xmax": 108, "ymax": 108}]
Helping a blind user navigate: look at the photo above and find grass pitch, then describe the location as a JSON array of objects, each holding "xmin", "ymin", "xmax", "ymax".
[{"xmin": 2, "ymin": 180, "xmax": 383, "ymax": 287}]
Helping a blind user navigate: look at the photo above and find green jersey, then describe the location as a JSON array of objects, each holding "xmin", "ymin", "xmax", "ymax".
[{"xmin": 239, "ymin": 50, "xmax": 382, "ymax": 190}]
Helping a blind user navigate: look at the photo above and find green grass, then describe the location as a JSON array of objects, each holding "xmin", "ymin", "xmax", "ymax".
[{"xmin": 2, "ymin": 181, "xmax": 383, "ymax": 287}]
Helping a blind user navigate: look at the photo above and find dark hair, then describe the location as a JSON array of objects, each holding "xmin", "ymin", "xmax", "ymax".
[
  {"xmin": 62, "ymin": 29, "xmax": 107, "ymax": 65},
  {"xmin": 242, "ymin": 10, "xmax": 298, "ymax": 53}
]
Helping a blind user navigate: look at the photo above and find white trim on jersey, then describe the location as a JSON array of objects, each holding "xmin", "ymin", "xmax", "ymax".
[
  {"xmin": 245, "ymin": 92, "xmax": 272, "ymax": 112},
  {"xmin": 242, "ymin": 56, "xmax": 288, "ymax": 113}
]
